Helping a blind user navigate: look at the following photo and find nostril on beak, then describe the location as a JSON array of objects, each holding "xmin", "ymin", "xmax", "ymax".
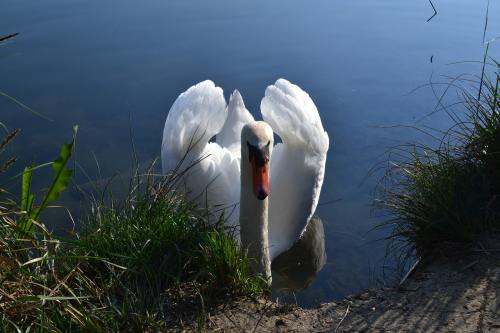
[{"xmin": 257, "ymin": 188, "xmax": 268, "ymax": 200}]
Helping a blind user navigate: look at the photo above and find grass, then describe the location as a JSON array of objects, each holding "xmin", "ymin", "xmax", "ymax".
[
  {"xmin": 78, "ymin": 164, "xmax": 266, "ymax": 318},
  {"xmin": 0, "ymin": 128, "xmax": 267, "ymax": 331},
  {"xmin": 377, "ymin": 58, "xmax": 500, "ymax": 260}
]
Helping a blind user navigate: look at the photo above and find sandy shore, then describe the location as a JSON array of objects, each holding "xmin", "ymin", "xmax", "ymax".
[{"xmin": 194, "ymin": 241, "xmax": 500, "ymax": 332}]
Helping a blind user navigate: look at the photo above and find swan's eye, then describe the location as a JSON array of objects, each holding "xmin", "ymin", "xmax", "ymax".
[
  {"xmin": 266, "ymin": 140, "xmax": 270, "ymax": 148},
  {"xmin": 247, "ymin": 142, "xmax": 268, "ymax": 166}
]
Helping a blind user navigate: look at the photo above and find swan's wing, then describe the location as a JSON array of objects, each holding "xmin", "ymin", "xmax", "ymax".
[
  {"xmin": 261, "ymin": 79, "xmax": 329, "ymax": 260},
  {"xmin": 217, "ymin": 90, "xmax": 254, "ymax": 158},
  {"xmin": 186, "ymin": 142, "xmax": 241, "ymax": 231},
  {"xmin": 161, "ymin": 80, "xmax": 241, "ymax": 230},
  {"xmin": 161, "ymin": 80, "xmax": 227, "ymax": 173}
]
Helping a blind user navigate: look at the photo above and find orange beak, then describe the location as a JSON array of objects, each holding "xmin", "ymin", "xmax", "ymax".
[{"xmin": 251, "ymin": 158, "xmax": 269, "ymax": 200}]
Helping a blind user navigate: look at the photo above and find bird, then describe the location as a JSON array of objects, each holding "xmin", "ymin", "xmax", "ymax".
[{"xmin": 161, "ymin": 79, "xmax": 329, "ymax": 288}]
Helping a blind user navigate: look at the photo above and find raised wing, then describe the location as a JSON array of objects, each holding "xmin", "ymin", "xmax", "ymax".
[
  {"xmin": 217, "ymin": 90, "xmax": 255, "ymax": 158},
  {"xmin": 161, "ymin": 80, "xmax": 227, "ymax": 172},
  {"xmin": 161, "ymin": 80, "xmax": 241, "ymax": 230},
  {"xmin": 261, "ymin": 79, "xmax": 329, "ymax": 260}
]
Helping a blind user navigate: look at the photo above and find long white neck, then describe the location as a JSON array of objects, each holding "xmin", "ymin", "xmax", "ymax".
[{"xmin": 240, "ymin": 156, "xmax": 272, "ymax": 285}]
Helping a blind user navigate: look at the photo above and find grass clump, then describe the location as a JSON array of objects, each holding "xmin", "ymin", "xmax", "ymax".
[
  {"xmin": 377, "ymin": 59, "xmax": 500, "ymax": 259},
  {"xmin": 0, "ymin": 216, "xmax": 111, "ymax": 331},
  {"xmin": 79, "ymin": 169, "xmax": 266, "ymax": 315},
  {"xmin": 1, "ymin": 129, "xmax": 111, "ymax": 331},
  {"xmin": 0, "ymin": 128, "xmax": 266, "ymax": 331}
]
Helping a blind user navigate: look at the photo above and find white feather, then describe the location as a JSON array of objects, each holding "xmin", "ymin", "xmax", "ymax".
[
  {"xmin": 217, "ymin": 90, "xmax": 255, "ymax": 158},
  {"xmin": 261, "ymin": 79, "xmax": 329, "ymax": 259},
  {"xmin": 161, "ymin": 80, "xmax": 241, "ymax": 230}
]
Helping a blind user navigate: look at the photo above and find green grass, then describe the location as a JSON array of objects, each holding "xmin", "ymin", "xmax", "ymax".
[
  {"xmin": 0, "ymin": 129, "xmax": 267, "ymax": 332},
  {"xmin": 0, "ymin": 129, "xmax": 111, "ymax": 331},
  {"xmin": 377, "ymin": 59, "xmax": 500, "ymax": 259},
  {"xmin": 78, "ymin": 168, "xmax": 266, "ymax": 315}
]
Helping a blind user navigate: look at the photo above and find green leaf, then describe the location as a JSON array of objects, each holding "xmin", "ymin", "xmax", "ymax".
[
  {"xmin": 21, "ymin": 166, "xmax": 33, "ymax": 212},
  {"xmin": 18, "ymin": 166, "xmax": 35, "ymax": 232},
  {"xmin": 27, "ymin": 193, "xmax": 34, "ymax": 214},
  {"xmin": 32, "ymin": 126, "xmax": 78, "ymax": 222},
  {"xmin": 15, "ymin": 296, "xmax": 40, "ymax": 303},
  {"xmin": 18, "ymin": 126, "xmax": 78, "ymax": 234}
]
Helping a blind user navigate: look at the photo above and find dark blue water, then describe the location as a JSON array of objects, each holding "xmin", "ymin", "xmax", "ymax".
[{"xmin": 1, "ymin": 0, "xmax": 499, "ymax": 306}]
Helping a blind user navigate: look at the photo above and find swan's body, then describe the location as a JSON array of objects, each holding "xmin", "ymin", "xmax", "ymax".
[{"xmin": 161, "ymin": 79, "xmax": 329, "ymax": 272}]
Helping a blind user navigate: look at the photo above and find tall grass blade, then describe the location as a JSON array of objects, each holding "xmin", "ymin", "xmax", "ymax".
[
  {"xmin": 21, "ymin": 166, "xmax": 33, "ymax": 212},
  {"xmin": 32, "ymin": 126, "xmax": 78, "ymax": 222}
]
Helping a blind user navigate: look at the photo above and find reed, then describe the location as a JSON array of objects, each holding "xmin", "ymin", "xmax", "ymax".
[{"xmin": 376, "ymin": 58, "xmax": 500, "ymax": 260}]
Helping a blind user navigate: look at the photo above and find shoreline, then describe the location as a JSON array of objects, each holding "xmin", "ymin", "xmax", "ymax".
[{"xmin": 177, "ymin": 239, "xmax": 500, "ymax": 332}]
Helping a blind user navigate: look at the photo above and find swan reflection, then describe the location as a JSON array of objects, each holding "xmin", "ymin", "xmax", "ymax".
[{"xmin": 272, "ymin": 216, "xmax": 326, "ymax": 292}]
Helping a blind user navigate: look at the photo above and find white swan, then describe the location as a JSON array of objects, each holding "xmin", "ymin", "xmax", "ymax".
[{"xmin": 161, "ymin": 79, "xmax": 329, "ymax": 282}]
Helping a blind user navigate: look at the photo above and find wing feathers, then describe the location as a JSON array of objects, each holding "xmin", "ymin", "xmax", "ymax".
[
  {"xmin": 261, "ymin": 79, "xmax": 329, "ymax": 155},
  {"xmin": 161, "ymin": 80, "xmax": 227, "ymax": 173},
  {"xmin": 217, "ymin": 90, "xmax": 254, "ymax": 158},
  {"xmin": 261, "ymin": 79, "xmax": 330, "ymax": 259},
  {"xmin": 161, "ymin": 81, "xmax": 241, "ymax": 231}
]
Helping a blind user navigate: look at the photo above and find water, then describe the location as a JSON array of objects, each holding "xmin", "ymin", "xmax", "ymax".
[{"xmin": 1, "ymin": 0, "xmax": 499, "ymax": 307}]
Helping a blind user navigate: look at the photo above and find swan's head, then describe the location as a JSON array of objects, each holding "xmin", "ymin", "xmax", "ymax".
[{"xmin": 241, "ymin": 121, "xmax": 274, "ymax": 201}]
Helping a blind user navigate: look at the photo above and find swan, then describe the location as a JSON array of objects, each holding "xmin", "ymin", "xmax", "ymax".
[{"xmin": 161, "ymin": 79, "xmax": 329, "ymax": 285}]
